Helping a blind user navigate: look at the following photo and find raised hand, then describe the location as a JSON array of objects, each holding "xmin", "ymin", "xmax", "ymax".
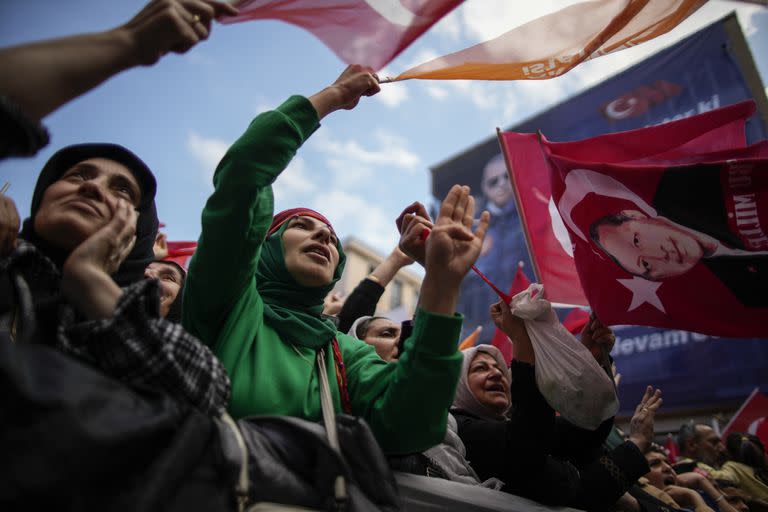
[
  {"xmin": 119, "ymin": 0, "xmax": 239, "ymax": 66},
  {"xmin": 581, "ymin": 313, "xmax": 616, "ymax": 363},
  {"xmin": 419, "ymin": 185, "xmax": 490, "ymax": 316},
  {"xmin": 0, "ymin": 195, "xmax": 20, "ymax": 257},
  {"xmin": 65, "ymin": 199, "xmax": 137, "ymax": 276},
  {"xmin": 323, "ymin": 291, "xmax": 345, "ymax": 317},
  {"xmin": 396, "ymin": 201, "xmax": 433, "ymax": 265},
  {"xmin": 490, "ymin": 300, "xmax": 525, "ymax": 341},
  {"xmin": 309, "ymin": 64, "xmax": 381, "ymax": 118},
  {"xmin": 628, "ymin": 386, "xmax": 663, "ymax": 453},
  {"xmin": 62, "ymin": 199, "xmax": 137, "ymax": 320},
  {"xmin": 490, "ymin": 299, "xmax": 534, "ymax": 363},
  {"xmin": 664, "ymin": 486, "xmax": 713, "ymax": 512},
  {"xmin": 425, "ymin": 185, "xmax": 489, "ymax": 285}
]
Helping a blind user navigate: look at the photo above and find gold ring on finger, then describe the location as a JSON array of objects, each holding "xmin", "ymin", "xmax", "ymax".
[{"xmin": 191, "ymin": 14, "xmax": 201, "ymax": 25}]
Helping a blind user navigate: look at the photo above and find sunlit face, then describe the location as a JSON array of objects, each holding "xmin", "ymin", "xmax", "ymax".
[
  {"xmin": 693, "ymin": 425, "xmax": 727, "ymax": 467},
  {"xmin": 282, "ymin": 216, "xmax": 340, "ymax": 287},
  {"xmin": 595, "ymin": 210, "xmax": 707, "ymax": 280},
  {"xmin": 144, "ymin": 262, "xmax": 183, "ymax": 318},
  {"xmin": 362, "ymin": 318, "xmax": 401, "ymax": 361},
  {"xmin": 644, "ymin": 452, "xmax": 677, "ymax": 490},
  {"xmin": 481, "ymin": 157, "xmax": 513, "ymax": 208},
  {"xmin": 467, "ymin": 352, "xmax": 510, "ymax": 414},
  {"xmin": 34, "ymin": 158, "xmax": 141, "ymax": 251}
]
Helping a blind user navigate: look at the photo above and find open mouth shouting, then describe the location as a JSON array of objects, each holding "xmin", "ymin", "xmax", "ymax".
[{"xmin": 303, "ymin": 243, "xmax": 331, "ymax": 264}]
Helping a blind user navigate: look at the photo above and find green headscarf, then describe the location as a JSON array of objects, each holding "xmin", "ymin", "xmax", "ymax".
[{"xmin": 256, "ymin": 222, "xmax": 346, "ymax": 349}]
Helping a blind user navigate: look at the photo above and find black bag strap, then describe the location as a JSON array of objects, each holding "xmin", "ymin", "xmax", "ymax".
[{"xmin": 220, "ymin": 412, "xmax": 251, "ymax": 512}]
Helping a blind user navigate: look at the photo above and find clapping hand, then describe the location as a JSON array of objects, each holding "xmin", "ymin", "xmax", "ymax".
[{"xmin": 62, "ymin": 199, "xmax": 137, "ymax": 319}]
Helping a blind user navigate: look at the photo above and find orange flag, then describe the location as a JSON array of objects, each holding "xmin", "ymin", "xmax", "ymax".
[
  {"xmin": 458, "ymin": 325, "xmax": 482, "ymax": 351},
  {"xmin": 394, "ymin": 0, "xmax": 704, "ymax": 81}
]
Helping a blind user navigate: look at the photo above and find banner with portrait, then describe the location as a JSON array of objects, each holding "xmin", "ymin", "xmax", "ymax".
[
  {"xmin": 543, "ymin": 100, "xmax": 768, "ymax": 338},
  {"xmin": 431, "ymin": 14, "xmax": 768, "ymax": 414}
]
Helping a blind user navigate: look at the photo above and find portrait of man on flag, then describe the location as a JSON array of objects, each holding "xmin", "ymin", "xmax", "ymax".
[
  {"xmin": 558, "ymin": 165, "xmax": 768, "ymax": 308},
  {"xmin": 543, "ymin": 101, "xmax": 768, "ymax": 337}
]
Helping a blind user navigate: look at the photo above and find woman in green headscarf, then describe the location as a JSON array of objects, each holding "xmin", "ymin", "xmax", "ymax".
[{"xmin": 183, "ymin": 65, "xmax": 490, "ymax": 454}]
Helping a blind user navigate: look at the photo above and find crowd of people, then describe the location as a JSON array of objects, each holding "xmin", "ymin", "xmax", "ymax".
[{"xmin": 1, "ymin": 1, "xmax": 766, "ymax": 511}]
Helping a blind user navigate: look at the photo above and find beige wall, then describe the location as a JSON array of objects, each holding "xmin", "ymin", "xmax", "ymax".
[{"xmin": 336, "ymin": 238, "xmax": 421, "ymax": 320}]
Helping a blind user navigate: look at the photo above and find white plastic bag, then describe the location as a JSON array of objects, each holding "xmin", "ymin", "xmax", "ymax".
[{"xmin": 508, "ymin": 284, "xmax": 619, "ymax": 430}]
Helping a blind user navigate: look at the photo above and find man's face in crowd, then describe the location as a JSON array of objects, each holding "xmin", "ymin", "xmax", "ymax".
[
  {"xmin": 644, "ymin": 451, "xmax": 678, "ymax": 489},
  {"xmin": 691, "ymin": 425, "xmax": 728, "ymax": 467},
  {"xmin": 594, "ymin": 210, "xmax": 707, "ymax": 280},
  {"xmin": 481, "ymin": 156, "xmax": 513, "ymax": 209}
]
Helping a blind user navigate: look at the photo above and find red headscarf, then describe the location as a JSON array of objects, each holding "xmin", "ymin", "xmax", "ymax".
[{"xmin": 268, "ymin": 208, "xmax": 335, "ymax": 237}]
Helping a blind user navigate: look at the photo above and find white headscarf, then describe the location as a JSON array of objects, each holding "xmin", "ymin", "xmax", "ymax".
[
  {"xmin": 451, "ymin": 345, "xmax": 511, "ymax": 421},
  {"xmin": 347, "ymin": 315, "xmax": 374, "ymax": 339}
]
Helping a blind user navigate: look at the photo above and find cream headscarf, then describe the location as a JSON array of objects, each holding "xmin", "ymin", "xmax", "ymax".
[{"xmin": 451, "ymin": 345, "xmax": 511, "ymax": 421}]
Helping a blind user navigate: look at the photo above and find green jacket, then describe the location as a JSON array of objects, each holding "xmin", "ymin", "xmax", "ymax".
[{"xmin": 183, "ymin": 95, "xmax": 463, "ymax": 454}]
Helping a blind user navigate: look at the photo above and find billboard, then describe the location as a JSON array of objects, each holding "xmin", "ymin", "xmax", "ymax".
[{"xmin": 431, "ymin": 14, "xmax": 768, "ymax": 415}]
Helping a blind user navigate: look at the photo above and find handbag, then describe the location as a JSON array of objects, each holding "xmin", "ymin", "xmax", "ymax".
[{"xmin": 223, "ymin": 347, "xmax": 401, "ymax": 512}]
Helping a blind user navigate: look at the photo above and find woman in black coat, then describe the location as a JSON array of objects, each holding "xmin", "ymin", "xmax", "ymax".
[
  {"xmin": 0, "ymin": 143, "xmax": 228, "ymax": 415},
  {"xmin": 452, "ymin": 302, "xmax": 660, "ymax": 510}
]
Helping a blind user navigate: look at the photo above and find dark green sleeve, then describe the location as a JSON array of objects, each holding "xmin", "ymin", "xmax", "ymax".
[
  {"xmin": 183, "ymin": 96, "xmax": 319, "ymax": 346},
  {"xmin": 340, "ymin": 308, "xmax": 463, "ymax": 455}
]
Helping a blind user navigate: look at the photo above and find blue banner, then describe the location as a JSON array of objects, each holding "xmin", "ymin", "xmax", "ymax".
[
  {"xmin": 432, "ymin": 16, "xmax": 768, "ymax": 415},
  {"xmin": 511, "ymin": 17, "xmax": 767, "ymax": 144}
]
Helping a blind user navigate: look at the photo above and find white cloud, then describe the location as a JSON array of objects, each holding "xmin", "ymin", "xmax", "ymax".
[
  {"xmin": 424, "ymin": 84, "xmax": 450, "ymax": 100},
  {"xmin": 187, "ymin": 132, "xmax": 230, "ymax": 184},
  {"xmin": 312, "ymin": 128, "xmax": 420, "ymax": 171},
  {"xmin": 430, "ymin": 8, "xmax": 463, "ymax": 42},
  {"xmin": 403, "ymin": 48, "xmax": 442, "ymax": 70},
  {"xmin": 272, "ymin": 156, "xmax": 317, "ymax": 203},
  {"xmin": 376, "ymin": 77, "xmax": 409, "ymax": 107},
  {"xmin": 312, "ymin": 190, "xmax": 399, "ymax": 253},
  {"xmin": 326, "ymin": 158, "xmax": 374, "ymax": 187},
  {"xmin": 459, "ymin": 1, "xmax": 583, "ymax": 42}
]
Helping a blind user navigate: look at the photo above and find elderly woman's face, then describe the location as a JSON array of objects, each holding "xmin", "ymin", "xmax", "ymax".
[
  {"xmin": 282, "ymin": 216, "xmax": 339, "ymax": 287},
  {"xmin": 468, "ymin": 352, "xmax": 510, "ymax": 414},
  {"xmin": 34, "ymin": 158, "xmax": 141, "ymax": 251}
]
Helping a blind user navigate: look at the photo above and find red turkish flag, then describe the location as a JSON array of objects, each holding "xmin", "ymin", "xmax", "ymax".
[
  {"xmin": 664, "ymin": 434, "xmax": 680, "ymax": 464},
  {"xmin": 222, "ymin": 0, "xmax": 463, "ymax": 69},
  {"xmin": 542, "ymin": 101, "xmax": 768, "ymax": 337},
  {"xmin": 499, "ymin": 131, "xmax": 588, "ymax": 306},
  {"xmin": 722, "ymin": 388, "xmax": 768, "ymax": 450},
  {"xmin": 563, "ymin": 308, "xmax": 590, "ymax": 335},
  {"xmin": 491, "ymin": 264, "xmax": 531, "ymax": 365},
  {"xmin": 165, "ymin": 241, "xmax": 197, "ymax": 271}
]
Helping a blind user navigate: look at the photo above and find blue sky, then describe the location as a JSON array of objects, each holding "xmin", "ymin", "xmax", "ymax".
[{"xmin": 1, "ymin": 1, "xmax": 766, "ymax": 256}]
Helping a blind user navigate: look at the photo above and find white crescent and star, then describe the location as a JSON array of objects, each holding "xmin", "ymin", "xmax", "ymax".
[{"xmin": 617, "ymin": 276, "xmax": 666, "ymax": 313}]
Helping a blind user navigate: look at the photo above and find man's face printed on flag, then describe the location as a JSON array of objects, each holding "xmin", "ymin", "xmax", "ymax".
[
  {"xmin": 481, "ymin": 155, "xmax": 513, "ymax": 208},
  {"xmin": 590, "ymin": 210, "xmax": 709, "ymax": 280}
]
